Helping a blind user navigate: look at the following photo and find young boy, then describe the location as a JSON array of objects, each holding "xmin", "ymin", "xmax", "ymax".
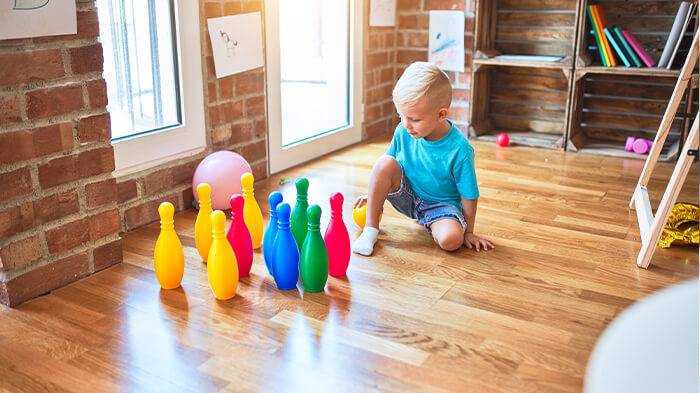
[{"xmin": 352, "ymin": 62, "xmax": 494, "ymax": 256}]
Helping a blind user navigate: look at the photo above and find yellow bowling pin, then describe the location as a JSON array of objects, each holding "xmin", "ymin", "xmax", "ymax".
[
  {"xmin": 241, "ymin": 172, "xmax": 264, "ymax": 249},
  {"xmin": 207, "ymin": 210, "xmax": 239, "ymax": 300},
  {"xmin": 154, "ymin": 202, "xmax": 184, "ymax": 289},
  {"xmin": 195, "ymin": 183, "xmax": 213, "ymax": 263}
]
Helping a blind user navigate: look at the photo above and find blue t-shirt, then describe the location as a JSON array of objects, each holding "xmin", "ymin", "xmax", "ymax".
[{"xmin": 386, "ymin": 121, "xmax": 479, "ymax": 209}]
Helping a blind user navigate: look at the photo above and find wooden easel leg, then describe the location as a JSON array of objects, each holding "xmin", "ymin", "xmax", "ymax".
[
  {"xmin": 637, "ymin": 115, "xmax": 699, "ymax": 268},
  {"xmin": 630, "ymin": 31, "xmax": 699, "ymax": 208}
]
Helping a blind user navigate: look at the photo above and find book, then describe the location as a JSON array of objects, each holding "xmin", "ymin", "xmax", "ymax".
[
  {"xmin": 622, "ymin": 30, "xmax": 656, "ymax": 67},
  {"xmin": 587, "ymin": 5, "xmax": 608, "ymax": 66},
  {"xmin": 604, "ymin": 27, "xmax": 631, "ymax": 67},
  {"xmin": 666, "ymin": 2, "xmax": 695, "ymax": 69},
  {"xmin": 612, "ymin": 26, "xmax": 642, "ymax": 67},
  {"xmin": 658, "ymin": 1, "xmax": 692, "ymax": 68},
  {"xmin": 591, "ymin": 5, "xmax": 618, "ymax": 67}
]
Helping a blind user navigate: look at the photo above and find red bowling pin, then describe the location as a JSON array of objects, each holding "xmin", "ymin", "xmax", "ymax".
[
  {"xmin": 323, "ymin": 192, "xmax": 351, "ymax": 277},
  {"xmin": 227, "ymin": 194, "xmax": 253, "ymax": 278}
]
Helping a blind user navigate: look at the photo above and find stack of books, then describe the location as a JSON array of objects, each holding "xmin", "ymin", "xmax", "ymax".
[{"xmin": 587, "ymin": 2, "xmax": 696, "ymax": 69}]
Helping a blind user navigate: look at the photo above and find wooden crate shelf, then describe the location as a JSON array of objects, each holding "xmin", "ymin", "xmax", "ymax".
[
  {"xmin": 469, "ymin": 65, "xmax": 571, "ymax": 149},
  {"xmin": 470, "ymin": 0, "xmax": 579, "ymax": 149},
  {"xmin": 470, "ymin": 0, "xmax": 698, "ymax": 157},
  {"xmin": 575, "ymin": 0, "xmax": 698, "ymax": 69},
  {"xmin": 474, "ymin": 0, "xmax": 579, "ymax": 61},
  {"xmin": 568, "ymin": 73, "xmax": 698, "ymax": 161}
]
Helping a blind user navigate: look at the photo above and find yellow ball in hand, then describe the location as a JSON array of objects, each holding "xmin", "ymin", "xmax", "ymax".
[{"xmin": 352, "ymin": 204, "xmax": 381, "ymax": 229}]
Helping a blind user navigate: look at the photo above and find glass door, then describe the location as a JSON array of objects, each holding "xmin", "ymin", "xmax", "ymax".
[{"xmin": 265, "ymin": 0, "xmax": 363, "ymax": 173}]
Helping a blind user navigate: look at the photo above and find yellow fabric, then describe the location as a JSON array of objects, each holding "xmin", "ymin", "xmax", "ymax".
[{"xmin": 658, "ymin": 203, "xmax": 699, "ymax": 248}]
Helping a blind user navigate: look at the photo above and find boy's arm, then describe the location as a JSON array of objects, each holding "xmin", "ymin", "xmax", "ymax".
[
  {"xmin": 461, "ymin": 197, "xmax": 478, "ymax": 234},
  {"xmin": 460, "ymin": 197, "xmax": 495, "ymax": 251}
]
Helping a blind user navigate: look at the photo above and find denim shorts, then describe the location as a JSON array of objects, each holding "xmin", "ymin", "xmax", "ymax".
[{"xmin": 387, "ymin": 175, "xmax": 467, "ymax": 233}]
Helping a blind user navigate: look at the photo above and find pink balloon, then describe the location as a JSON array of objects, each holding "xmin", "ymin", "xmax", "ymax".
[{"xmin": 192, "ymin": 151, "xmax": 252, "ymax": 210}]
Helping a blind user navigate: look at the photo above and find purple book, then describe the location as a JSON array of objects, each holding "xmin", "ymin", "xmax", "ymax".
[{"xmin": 622, "ymin": 30, "xmax": 656, "ymax": 67}]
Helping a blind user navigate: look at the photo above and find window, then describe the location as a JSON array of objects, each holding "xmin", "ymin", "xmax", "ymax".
[
  {"xmin": 97, "ymin": 0, "xmax": 206, "ymax": 175},
  {"xmin": 98, "ymin": 0, "xmax": 181, "ymax": 140}
]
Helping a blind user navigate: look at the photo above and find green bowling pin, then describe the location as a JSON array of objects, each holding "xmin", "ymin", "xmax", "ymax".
[
  {"xmin": 290, "ymin": 177, "xmax": 309, "ymax": 250},
  {"xmin": 300, "ymin": 205, "xmax": 328, "ymax": 293}
]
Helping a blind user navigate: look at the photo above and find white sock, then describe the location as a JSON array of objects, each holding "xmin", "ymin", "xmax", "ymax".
[{"xmin": 352, "ymin": 227, "xmax": 379, "ymax": 256}]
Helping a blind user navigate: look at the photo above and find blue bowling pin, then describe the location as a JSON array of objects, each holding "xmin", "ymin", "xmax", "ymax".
[
  {"xmin": 262, "ymin": 191, "xmax": 283, "ymax": 276},
  {"xmin": 272, "ymin": 203, "xmax": 299, "ymax": 290}
]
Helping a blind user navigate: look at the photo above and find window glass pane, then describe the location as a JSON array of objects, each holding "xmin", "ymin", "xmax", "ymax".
[
  {"xmin": 279, "ymin": 0, "xmax": 350, "ymax": 146},
  {"xmin": 97, "ymin": 0, "xmax": 181, "ymax": 140}
]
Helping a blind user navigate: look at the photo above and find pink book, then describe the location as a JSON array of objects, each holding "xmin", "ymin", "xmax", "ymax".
[{"xmin": 622, "ymin": 30, "xmax": 656, "ymax": 67}]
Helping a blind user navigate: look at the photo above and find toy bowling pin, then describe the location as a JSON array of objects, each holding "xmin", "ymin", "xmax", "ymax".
[
  {"xmin": 207, "ymin": 210, "xmax": 239, "ymax": 300},
  {"xmin": 300, "ymin": 205, "xmax": 328, "ymax": 293},
  {"xmin": 324, "ymin": 192, "xmax": 351, "ymax": 277},
  {"xmin": 290, "ymin": 177, "xmax": 309, "ymax": 250},
  {"xmin": 194, "ymin": 183, "xmax": 213, "ymax": 263},
  {"xmin": 227, "ymin": 194, "xmax": 253, "ymax": 278},
  {"xmin": 154, "ymin": 202, "xmax": 184, "ymax": 289},
  {"xmin": 262, "ymin": 191, "xmax": 284, "ymax": 275},
  {"xmin": 272, "ymin": 203, "xmax": 299, "ymax": 290},
  {"xmin": 241, "ymin": 172, "xmax": 264, "ymax": 249}
]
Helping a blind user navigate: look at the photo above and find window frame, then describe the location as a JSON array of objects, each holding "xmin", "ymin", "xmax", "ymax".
[{"xmin": 110, "ymin": 0, "xmax": 206, "ymax": 176}]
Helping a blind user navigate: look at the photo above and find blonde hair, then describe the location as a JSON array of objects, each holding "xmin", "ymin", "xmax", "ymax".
[{"xmin": 392, "ymin": 62, "xmax": 452, "ymax": 108}]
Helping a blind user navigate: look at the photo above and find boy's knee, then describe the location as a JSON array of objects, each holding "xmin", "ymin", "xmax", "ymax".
[
  {"xmin": 436, "ymin": 232, "xmax": 463, "ymax": 251},
  {"xmin": 374, "ymin": 155, "xmax": 400, "ymax": 174}
]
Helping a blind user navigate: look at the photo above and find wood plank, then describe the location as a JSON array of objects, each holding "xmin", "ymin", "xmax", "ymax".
[
  {"xmin": 497, "ymin": 0, "xmax": 577, "ymax": 12},
  {"xmin": 491, "ymin": 87, "xmax": 568, "ymax": 105},
  {"xmin": 581, "ymin": 112, "xmax": 683, "ymax": 132},
  {"xmin": 497, "ymin": 11, "xmax": 576, "ymax": 27},
  {"xmin": 492, "ymin": 72, "xmax": 568, "ymax": 92},
  {"xmin": 491, "ymin": 101, "xmax": 566, "ymax": 121},
  {"xmin": 491, "ymin": 115, "xmax": 565, "ymax": 134},
  {"xmin": 496, "ymin": 27, "xmax": 575, "ymax": 43},
  {"xmin": 496, "ymin": 41, "xmax": 574, "ymax": 57}
]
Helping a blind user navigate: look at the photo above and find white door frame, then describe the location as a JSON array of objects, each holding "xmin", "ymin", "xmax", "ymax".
[{"xmin": 264, "ymin": 0, "xmax": 364, "ymax": 174}]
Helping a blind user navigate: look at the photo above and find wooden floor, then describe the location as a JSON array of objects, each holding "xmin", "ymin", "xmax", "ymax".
[{"xmin": 1, "ymin": 136, "xmax": 698, "ymax": 393}]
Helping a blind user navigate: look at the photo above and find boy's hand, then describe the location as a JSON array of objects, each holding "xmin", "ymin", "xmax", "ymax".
[
  {"xmin": 464, "ymin": 233, "xmax": 494, "ymax": 252},
  {"xmin": 354, "ymin": 195, "xmax": 368, "ymax": 209}
]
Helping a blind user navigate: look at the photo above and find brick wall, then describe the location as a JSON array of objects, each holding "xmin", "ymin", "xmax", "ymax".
[
  {"xmin": 0, "ymin": 1, "xmax": 122, "ymax": 306},
  {"xmin": 116, "ymin": 0, "xmax": 268, "ymax": 233},
  {"xmin": 396, "ymin": 0, "xmax": 475, "ymax": 130},
  {"xmin": 364, "ymin": 4, "xmax": 399, "ymax": 140}
]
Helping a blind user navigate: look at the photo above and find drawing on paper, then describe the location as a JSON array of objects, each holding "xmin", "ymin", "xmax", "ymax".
[
  {"xmin": 207, "ymin": 12, "xmax": 264, "ymax": 78},
  {"xmin": 13, "ymin": 0, "xmax": 50, "ymax": 10},
  {"xmin": 428, "ymin": 11, "xmax": 465, "ymax": 72},
  {"xmin": 369, "ymin": 0, "xmax": 396, "ymax": 26},
  {"xmin": 219, "ymin": 30, "xmax": 239, "ymax": 57},
  {"xmin": 0, "ymin": 0, "xmax": 76, "ymax": 40}
]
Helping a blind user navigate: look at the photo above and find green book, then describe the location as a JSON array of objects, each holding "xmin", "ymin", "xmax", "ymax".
[
  {"xmin": 604, "ymin": 27, "xmax": 631, "ymax": 67},
  {"xmin": 612, "ymin": 25, "xmax": 642, "ymax": 67},
  {"xmin": 587, "ymin": 5, "xmax": 608, "ymax": 66}
]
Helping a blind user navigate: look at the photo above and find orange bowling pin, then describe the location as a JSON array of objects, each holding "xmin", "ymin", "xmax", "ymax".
[
  {"xmin": 207, "ymin": 210, "xmax": 239, "ymax": 300},
  {"xmin": 154, "ymin": 202, "xmax": 184, "ymax": 289},
  {"xmin": 195, "ymin": 183, "xmax": 213, "ymax": 262},
  {"xmin": 241, "ymin": 172, "xmax": 264, "ymax": 249}
]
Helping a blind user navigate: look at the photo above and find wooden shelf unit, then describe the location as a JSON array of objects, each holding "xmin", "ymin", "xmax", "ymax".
[
  {"xmin": 469, "ymin": 0, "xmax": 579, "ymax": 149},
  {"xmin": 568, "ymin": 0, "xmax": 698, "ymax": 160},
  {"xmin": 470, "ymin": 0, "xmax": 698, "ymax": 160}
]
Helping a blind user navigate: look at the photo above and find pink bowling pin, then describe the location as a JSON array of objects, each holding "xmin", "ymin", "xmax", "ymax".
[
  {"xmin": 323, "ymin": 192, "xmax": 351, "ymax": 277},
  {"xmin": 227, "ymin": 194, "xmax": 253, "ymax": 278}
]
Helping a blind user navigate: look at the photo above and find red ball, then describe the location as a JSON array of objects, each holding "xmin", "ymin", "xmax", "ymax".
[{"xmin": 496, "ymin": 132, "xmax": 510, "ymax": 147}]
